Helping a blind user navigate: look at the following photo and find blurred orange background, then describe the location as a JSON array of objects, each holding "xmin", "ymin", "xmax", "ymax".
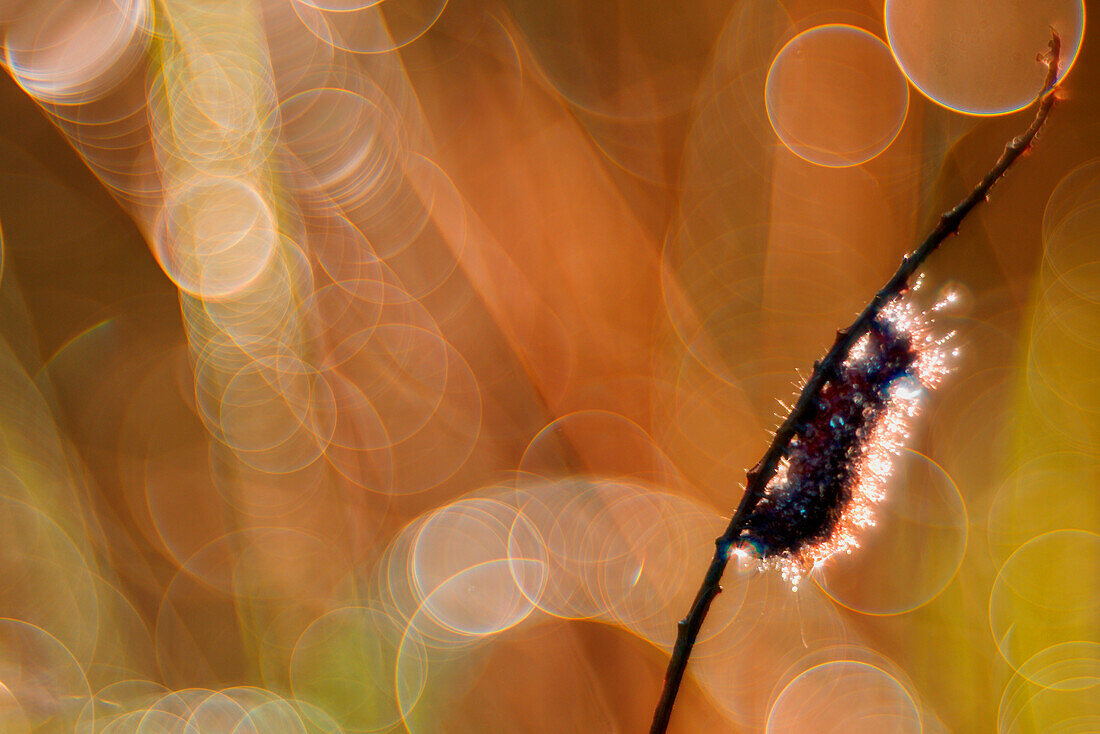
[{"xmin": 0, "ymin": 0, "xmax": 1095, "ymax": 731}]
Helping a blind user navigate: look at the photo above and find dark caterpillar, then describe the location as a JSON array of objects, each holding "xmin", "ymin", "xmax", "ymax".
[{"xmin": 736, "ymin": 294, "xmax": 952, "ymax": 588}]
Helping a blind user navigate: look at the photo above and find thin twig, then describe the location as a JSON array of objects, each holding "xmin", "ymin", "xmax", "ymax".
[{"xmin": 649, "ymin": 33, "xmax": 1062, "ymax": 734}]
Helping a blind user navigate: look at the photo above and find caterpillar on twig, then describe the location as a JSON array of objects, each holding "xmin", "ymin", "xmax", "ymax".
[
  {"xmin": 736, "ymin": 291, "xmax": 954, "ymax": 588},
  {"xmin": 650, "ymin": 32, "xmax": 1064, "ymax": 734}
]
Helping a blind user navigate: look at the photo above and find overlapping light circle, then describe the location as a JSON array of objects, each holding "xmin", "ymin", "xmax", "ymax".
[{"xmin": 765, "ymin": 25, "xmax": 909, "ymax": 167}]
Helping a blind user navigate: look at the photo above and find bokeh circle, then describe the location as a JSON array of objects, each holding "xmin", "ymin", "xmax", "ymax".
[
  {"xmin": 989, "ymin": 530, "xmax": 1100, "ymax": 677},
  {"xmin": 765, "ymin": 24, "xmax": 909, "ymax": 167},
  {"xmin": 766, "ymin": 659, "xmax": 921, "ymax": 733},
  {"xmin": 885, "ymin": 0, "xmax": 1085, "ymax": 115}
]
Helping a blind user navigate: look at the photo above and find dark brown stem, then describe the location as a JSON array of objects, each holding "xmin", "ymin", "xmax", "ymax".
[{"xmin": 649, "ymin": 34, "xmax": 1061, "ymax": 734}]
